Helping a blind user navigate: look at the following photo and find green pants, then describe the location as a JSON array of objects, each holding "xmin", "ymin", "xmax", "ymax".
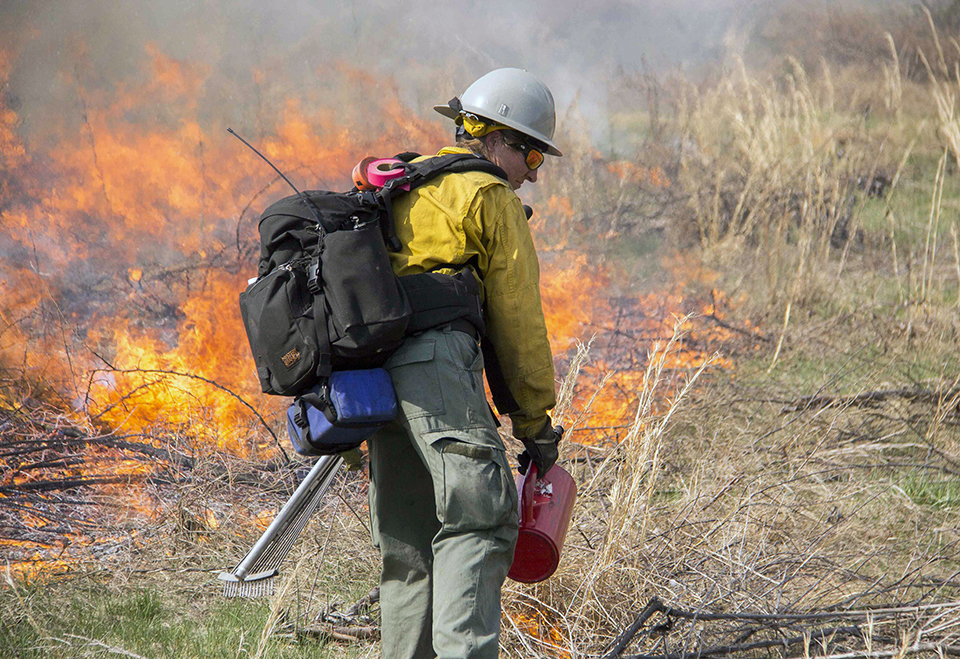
[{"xmin": 368, "ymin": 327, "xmax": 519, "ymax": 659}]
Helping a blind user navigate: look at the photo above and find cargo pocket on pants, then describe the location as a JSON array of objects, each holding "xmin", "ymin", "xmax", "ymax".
[
  {"xmin": 432, "ymin": 435, "xmax": 518, "ymax": 534},
  {"xmin": 384, "ymin": 339, "xmax": 444, "ymax": 419}
]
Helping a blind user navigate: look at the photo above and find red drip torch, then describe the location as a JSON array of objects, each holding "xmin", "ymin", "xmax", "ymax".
[{"xmin": 508, "ymin": 461, "xmax": 577, "ymax": 583}]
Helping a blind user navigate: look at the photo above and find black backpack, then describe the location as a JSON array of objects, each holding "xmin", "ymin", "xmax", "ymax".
[{"xmin": 239, "ymin": 152, "xmax": 507, "ymax": 397}]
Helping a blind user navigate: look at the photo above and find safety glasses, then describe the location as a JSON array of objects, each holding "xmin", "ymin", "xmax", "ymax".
[{"xmin": 504, "ymin": 138, "xmax": 545, "ymax": 171}]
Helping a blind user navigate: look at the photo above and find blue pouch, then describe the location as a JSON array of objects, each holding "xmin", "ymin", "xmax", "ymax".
[{"xmin": 286, "ymin": 368, "xmax": 398, "ymax": 456}]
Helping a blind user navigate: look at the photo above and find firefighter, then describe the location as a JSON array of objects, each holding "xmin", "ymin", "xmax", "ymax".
[{"xmin": 367, "ymin": 68, "xmax": 562, "ymax": 659}]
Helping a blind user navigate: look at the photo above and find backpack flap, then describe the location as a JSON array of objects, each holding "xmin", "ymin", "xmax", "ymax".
[
  {"xmin": 327, "ymin": 369, "xmax": 398, "ymax": 426},
  {"xmin": 257, "ymin": 191, "xmax": 376, "ymax": 276},
  {"xmin": 321, "ymin": 220, "xmax": 411, "ymax": 366},
  {"xmin": 239, "ymin": 262, "xmax": 320, "ymax": 396}
]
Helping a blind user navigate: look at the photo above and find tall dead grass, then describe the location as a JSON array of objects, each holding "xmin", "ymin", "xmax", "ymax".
[
  {"xmin": 490, "ymin": 20, "xmax": 960, "ymax": 654},
  {"xmin": 498, "ymin": 319, "xmax": 719, "ymax": 656},
  {"xmin": 677, "ymin": 56, "xmax": 892, "ymax": 300},
  {"xmin": 919, "ymin": 9, "xmax": 960, "ymax": 309}
]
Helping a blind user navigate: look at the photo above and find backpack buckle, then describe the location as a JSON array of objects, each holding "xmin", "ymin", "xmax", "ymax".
[
  {"xmin": 294, "ymin": 399, "xmax": 308, "ymax": 428},
  {"xmin": 319, "ymin": 381, "xmax": 338, "ymax": 424},
  {"xmin": 307, "ymin": 258, "xmax": 321, "ymax": 293}
]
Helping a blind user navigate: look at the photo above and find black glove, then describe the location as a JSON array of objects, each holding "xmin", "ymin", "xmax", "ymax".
[{"xmin": 518, "ymin": 423, "xmax": 563, "ymax": 476}]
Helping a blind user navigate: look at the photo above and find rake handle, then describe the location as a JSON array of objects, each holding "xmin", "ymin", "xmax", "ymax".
[{"xmin": 234, "ymin": 454, "xmax": 342, "ymax": 580}]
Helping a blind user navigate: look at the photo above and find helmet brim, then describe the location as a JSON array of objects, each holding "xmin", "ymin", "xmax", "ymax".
[{"xmin": 433, "ymin": 104, "xmax": 460, "ymax": 120}]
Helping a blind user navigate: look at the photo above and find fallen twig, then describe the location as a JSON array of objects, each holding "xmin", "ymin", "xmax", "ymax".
[
  {"xmin": 297, "ymin": 624, "xmax": 379, "ymax": 642},
  {"xmin": 624, "ymin": 625, "xmax": 864, "ymax": 659},
  {"xmin": 602, "ymin": 598, "xmax": 666, "ymax": 659}
]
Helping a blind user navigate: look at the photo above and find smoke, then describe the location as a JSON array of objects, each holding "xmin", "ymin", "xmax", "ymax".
[
  {"xmin": 0, "ymin": 0, "xmax": 911, "ymax": 431},
  {"xmin": 0, "ymin": 0, "xmax": 763, "ymax": 145},
  {"xmin": 1, "ymin": 0, "xmax": 922, "ymax": 152}
]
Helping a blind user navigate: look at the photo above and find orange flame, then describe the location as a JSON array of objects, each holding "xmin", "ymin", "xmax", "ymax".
[
  {"xmin": 606, "ymin": 160, "xmax": 671, "ymax": 188},
  {"xmin": 507, "ymin": 606, "xmax": 570, "ymax": 658},
  {"xmin": 538, "ymin": 252, "xmax": 739, "ymax": 444},
  {"xmin": 0, "ymin": 44, "xmax": 451, "ymax": 452},
  {"xmin": 0, "ymin": 42, "xmax": 761, "ymax": 567}
]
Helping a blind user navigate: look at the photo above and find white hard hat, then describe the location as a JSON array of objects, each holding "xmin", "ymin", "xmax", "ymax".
[{"xmin": 434, "ymin": 68, "xmax": 562, "ymax": 157}]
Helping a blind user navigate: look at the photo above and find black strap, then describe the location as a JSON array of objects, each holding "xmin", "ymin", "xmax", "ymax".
[
  {"xmin": 295, "ymin": 397, "xmax": 319, "ymax": 445},
  {"xmin": 447, "ymin": 317, "xmax": 480, "ymax": 340},
  {"xmin": 399, "ymin": 153, "xmax": 507, "ymax": 190},
  {"xmin": 299, "ymin": 383, "xmax": 338, "ymax": 425},
  {"xmin": 312, "ymin": 288, "xmax": 333, "ymax": 381},
  {"xmin": 378, "ymin": 186, "xmax": 402, "ymax": 252},
  {"xmin": 304, "ymin": 231, "xmax": 333, "ymax": 382},
  {"xmin": 294, "ymin": 398, "xmax": 309, "ymax": 427}
]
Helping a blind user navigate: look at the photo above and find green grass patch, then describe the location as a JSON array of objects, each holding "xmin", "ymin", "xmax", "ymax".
[
  {"xmin": 0, "ymin": 577, "xmax": 359, "ymax": 659},
  {"xmin": 897, "ymin": 471, "xmax": 960, "ymax": 510}
]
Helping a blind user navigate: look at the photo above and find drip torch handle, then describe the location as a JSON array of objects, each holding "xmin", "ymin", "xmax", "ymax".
[{"xmin": 520, "ymin": 462, "xmax": 538, "ymax": 522}]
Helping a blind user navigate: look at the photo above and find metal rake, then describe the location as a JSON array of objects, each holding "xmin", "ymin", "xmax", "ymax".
[{"xmin": 219, "ymin": 454, "xmax": 343, "ymax": 598}]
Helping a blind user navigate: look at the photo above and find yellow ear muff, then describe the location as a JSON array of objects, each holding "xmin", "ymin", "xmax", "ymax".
[{"xmin": 458, "ymin": 113, "xmax": 508, "ymax": 138}]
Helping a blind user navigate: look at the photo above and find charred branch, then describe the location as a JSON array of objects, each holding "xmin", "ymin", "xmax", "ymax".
[
  {"xmin": 781, "ymin": 387, "xmax": 960, "ymax": 414},
  {"xmin": 604, "ymin": 598, "xmax": 667, "ymax": 659},
  {"xmin": 604, "ymin": 597, "xmax": 960, "ymax": 659}
]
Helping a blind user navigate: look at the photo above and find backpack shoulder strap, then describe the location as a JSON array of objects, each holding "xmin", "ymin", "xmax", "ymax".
[
  {"xmin": 377, "ymin": 153, "xmax": 509, "ymax": 252},
  {"xmin": 392, "ymin": 151, "xmax": 421, "ymax": 163},
  {"xmin": 399, "ymin": 153, "xmax": 507, "ymax": 189}
]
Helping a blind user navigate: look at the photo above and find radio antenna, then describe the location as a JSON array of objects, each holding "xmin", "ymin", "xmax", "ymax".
[{"xmin": 227, "ymin": 127, "xmax": 323, "ymax": 227}]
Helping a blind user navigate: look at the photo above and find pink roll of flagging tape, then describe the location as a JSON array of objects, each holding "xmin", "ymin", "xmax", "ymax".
[{"xmin": 365, "ymin": 158, "xmax": 409, "ymax": 190}]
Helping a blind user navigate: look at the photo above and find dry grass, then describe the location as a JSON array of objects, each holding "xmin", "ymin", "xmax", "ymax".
[
  {"xmin": 674, "ymin": 55, "xmax": 901, "ymax": 311},
  {"xmin": 488, "ymin": 12, "xmax": 960, "ymax": 655},
  {"xmin": 4, "ymin": 6, "xmax": 960, "ymax": 659},
  {"xmin": 494, "ymin": 317, "xmax": 960, "ymax": 657}
]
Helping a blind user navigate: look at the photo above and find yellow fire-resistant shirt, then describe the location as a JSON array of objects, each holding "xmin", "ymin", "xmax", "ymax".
[{"xmin": 389, "ymin": 147, "xmax": 556, "ymax": 438}]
